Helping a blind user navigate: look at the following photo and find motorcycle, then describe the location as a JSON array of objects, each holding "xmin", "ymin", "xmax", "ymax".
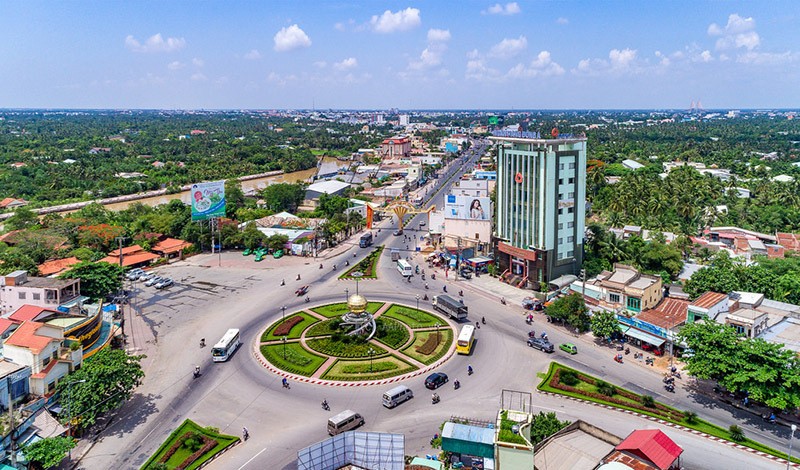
[
  {"xmin": 280, "ymin": 279, "xmax": 285, "ymax": 286},
  {"xmin": 475, "ymin": 322, "xmax": 480, "ymax": 329},
  {"xmin": 459, "ymin": 290, "xmax": 463, "ymax": 297},
  {"xmin": 664, "ymin": 383, "xmax": 675, "ymax": 393},
  {"xmin": 763, "ymin": 413, "xmax": 777, "ymax": 424},
  {"xmin": 467, "ymin": 366, "xmax": 473, "ymax": 376},
  {"xmin": 528, "ymin": 330, "xmax": 536, "ymax": 338},
  {"xmin": 526, "ymin": 317, "xmax": 532, "ymax": 325},
  {"xmin": 481, "ymin": 317, "xmax": 486, "ymax": 325},
  {"xmin": 321, "ymin": 400, "xmax": 330, "ymax": 411},
  {"xmin": 243, "ymin": 428, "xmax": 249, "ymax": 441},
  {"xmin": 345, "ymin": 260, "xmax": 349, "ymax": 266},
  {"xmin": 432, "ymin": 394, "xmax": 440, "ymax": 405},
  {"xmin": 500, "ymin": 297, "xmax": 506, "ymax": 305},
  {"xmin": 625, "ymin": 348, "xmax": 630, "ymax": 355},
  {"xmin": 425, "ymin": 283, "xmax": 429, "ymax": 290},
  {"xmin": 296, "ymin": 274, "xmax": 301, "ymax": 281},
  {"xmin": 423, "ymin": 294, "xmax": 429, "ymax": 301},
  {"xmin": 199, "ymin": 338, "xmax": 205, "ymax": 348},
  {"xmin": 613, "ymin": 354, "xmax": 624, "ymax": 364},
  {"xmin": 454, "ymin": 380, "xmax": 460, "ymax": 390},
  {"xmin": 319, "ymin": 264, "xmax": 323, "ymax": 269},
  {"xmin": 305, "ymin": 296, "xmax": 310, "ymax": 303},
  {"xmin": 421, "ymin": 274, "xmax": 425, "ymax": 280},
  {"xmin": 193, "ymin": 366, "xmax": 201, "ymax": 379},
  {"xmin": 282, "ymin": 378, "xmax": 290, "ymax": 389},
  {"xmin": 431, "ymin": 273, "xmax": 436, "ymax": 280}
]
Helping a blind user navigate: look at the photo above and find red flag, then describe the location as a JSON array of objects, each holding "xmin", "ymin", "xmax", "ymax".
[{"xmin": 366, "ymin": 205, "xmax": 374, "ymax": 229}]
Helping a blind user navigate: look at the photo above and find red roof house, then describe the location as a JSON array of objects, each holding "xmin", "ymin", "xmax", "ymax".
[
  {"xmin": 607, "ymin": 429, "xmax": 683, "ymax": 470},
  {"xmin": 37, "ymin": 257, "xmax": 82, "ymax": 277}
]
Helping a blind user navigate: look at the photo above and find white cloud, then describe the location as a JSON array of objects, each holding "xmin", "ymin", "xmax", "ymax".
[
  {"xmin": 370, "ymin": 8, "xmax": 421, "ymax": 33},
  {"xmin": 427, "ymin": 28, "xmax": 451, "ymax": 42},
  {"xmin": 609, "ymin": 48, "xmax": 637, "ymax": 69},
  {"xmin": 737, "ymin": 51, "xmax": 797, "ymax": 65},
  {"xmin": 274, "ymin": 24, "xmax": 312, "ymax": 52},
  {"xmin": 696, "ymin": 50, "xmax": 713, "ymax": 63},
  {"xmin": 572, "ymin": 48, "xmax": 637, "ymax": 75},
  {"xmin": 556, "ymin": 17, "xmax": 569, "ymax": 25},
  {"xmin": 333, "ymin": 57, "xmax": 358, "ymax": 71},
  {"xmin": 190, "ymin": 73, "xmax": 207, "ymax": 82},
  {"xmin": 167, "ymin": 61, "xmax": 185, "ymax": 71},
  {"xmin": 243, "ymin": 49, "xmax": 262, "ymax": 60},
  {"xmin": 507, "ymin": 50, "xmax": 564, "ymax": 78},
  {"xmin": 466, "ymin": 49, "xmax": 480, "ymax": 60},
  {"xmin": 484, "ymin": 2, "xmax": 521, "ymax": 15},
  {"xmin": 313, "ymin": 61, "xmax": 327, "ymax": 68},
  {"xmin": 125, "ymin": 33, "xmax": 186, "ymax": 53},
  {"xmin": 465, "ymin": 59, "xmax": 501, "ymax": 82},
  {"xmin": 192, "ymin": 58, "xmax": 204, "ymax": 67},
  {"xmin": 489, "ymin": 35, "xmax": 527, "ymax": 59},
  {"xmin": 709, "ymin": 14, "xmax": 760, "ymax": 51}
]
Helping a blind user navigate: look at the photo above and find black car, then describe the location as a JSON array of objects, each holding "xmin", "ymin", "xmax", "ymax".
[
  {"xmin": 425, "ymin": 372, "xmax": 448, "ymax": 389},
  {"xmin": 527, "ymin": 337, "xmax": 555, "ymax": 353}
]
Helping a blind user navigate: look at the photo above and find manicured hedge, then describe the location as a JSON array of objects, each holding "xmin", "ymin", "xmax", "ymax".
[
  {"xmin": 306, "ymin": 338, "xmax": 388, "ymax": 358},
  {"xmin": 261, "ymin": 312, "xmax": 318, "ymax": 341},
  {"xmin": 140, "ymin": 420, "xmax": 238, "ymax": 470}
]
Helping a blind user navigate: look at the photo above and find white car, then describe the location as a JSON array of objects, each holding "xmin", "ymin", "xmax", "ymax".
[
  {"xmin": 145, "ymin": 276, "xmax": 163, "ymax": 287},
  {"xmin": 126, "ymin": 268, "xmax": 144, "ymax": 280},
  {"xmin": 155, "ymin": 278, "xmax": 173, "ymax": 289}
]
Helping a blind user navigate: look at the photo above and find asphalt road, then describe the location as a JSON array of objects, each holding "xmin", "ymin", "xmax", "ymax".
[{"xmin": 78, "ymin": 146, "xmax": 790, "ymax": 470}]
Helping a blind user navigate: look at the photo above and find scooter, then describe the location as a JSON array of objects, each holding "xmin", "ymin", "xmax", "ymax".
[
  {"xmin": 199, "ymin": 338, "xmax": 205, "ymax": 348},
  {"xmin": 321, "ymin": 400, "xmax": 330, "ymax": 411},
  {"xmin": 481, "ymin": 317, "xmax": 486, "ymax": 325},
  {"xmin": 454, "ymin": 380, "xmax": 460, "ymax": 390},
  {"xmin": 432, "ymin": 394, "xmax": 440, "ymax": 405},
  {"xmin": 664, "ymin": 383, "xmax": 675, "ymax": 393},
  {"xmin": 193, "ymin": 366, "xmax": 201, "ymax": 379}
]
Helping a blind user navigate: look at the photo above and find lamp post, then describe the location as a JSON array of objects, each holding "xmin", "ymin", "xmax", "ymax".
[
  {"xmin": 788, "ymin": 424, "xmax": 797, "ymax": 470},
  {"xmin": 436, "ymin": 323, "xmax": 441, "ymax": 347},
  {"xmin": 369, "ymin": 347, "xmax": 375, "ymax": 373},
  {"xmin": 66, "ymin": 379, "xmax": 87, "ymax": 459},
  {"xmin": 281, "ymin": 305, "xmax": 287, "ymax": 323},
  {"xmin": 416, "ymin": 294, "xmax": 420, "ymax": 313},
  {"xmin": 283, "ymin": 336, "xmax": 287, "ymax": 359},
  {"xmin": 345, "ymin": 288, "xmax": 349, "ymax": 303}
]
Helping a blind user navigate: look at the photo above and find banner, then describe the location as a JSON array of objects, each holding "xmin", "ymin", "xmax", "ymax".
[
  {"xmin": 444, "ymin": 195, "xmax": 491, "ymax": 220},
  {"xmin": 191, "ymin": 180, "xmax": 226, "ymax": 221},
  {"xmin": 366, "ymin": 205, "xmax": 374, "ymax": 229}
]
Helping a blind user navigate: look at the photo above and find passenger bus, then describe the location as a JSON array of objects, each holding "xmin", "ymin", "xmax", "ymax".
[
  {"xmin": 456, "ymin": 324, "xmax": 476, "ymax": 354},
  {"xmin": 397, "ymin": 259, "xmax": 413, "ymax": 277},
  {"xmin": 212, "ymin": 328, "xmax": 241, "ymax": 362}
]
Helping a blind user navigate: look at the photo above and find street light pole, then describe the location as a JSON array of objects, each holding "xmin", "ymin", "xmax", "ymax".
[
  {"xmin": 369, "ymin": 348, "xmax": 375, "ymax": 372},
  {"xmin": 345, "ymin": 288, "xmax": 349, "ymax": 303},
  {"xmin": 281, "ymin": 305, "xmax": 287, "ymax": 323},
  {"xmin": 283, "ymin": 336, "xmax": 287, "ymax": 359},
  {"xmin": 416, "ymin": 294, "xmax": 420, "ymax": 314},
  {"xmin": 436, "ymin": 323, "xmax": 440, "ymax": 347},
  {"xmin": 788, "ymin": 424, "xmax": 797, "ymax": 470},
  {"xmin": 66, "ymin": 379, "xmax": 87, "ymax": 459}
]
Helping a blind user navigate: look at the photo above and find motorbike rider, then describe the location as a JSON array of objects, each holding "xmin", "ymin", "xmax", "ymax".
[
  {"xmin": 194, "ymin": 365, "xmax": 200, "ymax": 377},
  {"xmin": 322, "ymin": 399, "xmax": 329, "ymax": 409},
  {"xmin": 282, "ymin": 377, "xmax": 289, "ymax": 388},
  {"xmin": 425, "ymin": 283, "xmax": 429, "ymax": 289},
  {"xmin": 319, "ymin": 263, "xmax": 323, "ymax": 269},
  {"xmin": 305, "ymin": 296, "xmax": 310, "ymax": 303},
  {"xmin": 467, "ymin": 364, "xmax": 473, "ymax": 375},
  {"xmin": 296, "ymin": 274, "xmax": 301, "ymax": 280},
  {"xmin": 481, "ymin": 316, "xmax": 486, "ymax": 324},
  {"xmin": 280, "ymin": 279, "xmax": 285, "ymax": 286},
  {"xmin": 345, "ymin": 260, "xmax": 349, "ymax": 266},
  {"xmin": 243, "ymin": 427, "xmax": 249, "ymax": 440},
  {"xmin": 432, "ymin": 393, "xmax": 440, "ymax": 402},
  {"xmin": 200, "ymin": 338, "xmax": 205, "ymax": 348}
]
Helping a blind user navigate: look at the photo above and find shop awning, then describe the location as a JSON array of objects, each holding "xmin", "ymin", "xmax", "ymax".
[
  {"xmin": 549, "ymin": 274, "xmax": 577, "ymax": 290},
  {"xmin": 625, "ymin": 327, "xmax": 666, "ymax": 347}
]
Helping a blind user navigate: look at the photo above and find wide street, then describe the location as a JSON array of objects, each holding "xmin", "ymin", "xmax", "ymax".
[{"xmin": 78, "ymin": 147, "xmax": 791, "ymax": 470}]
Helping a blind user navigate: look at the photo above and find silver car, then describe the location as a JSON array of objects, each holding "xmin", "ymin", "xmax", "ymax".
[{"xmin": 145, "ymin": 276, "xmax": 163, "ymax": 287}]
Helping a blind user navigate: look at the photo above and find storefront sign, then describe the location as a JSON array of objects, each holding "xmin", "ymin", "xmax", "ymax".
[
  {"xmin": 498, "ymin": 241, "xmax": 537, "ymax": 261},
  {"xmin": 616, "ymin": 314, "xmax": 667, "ymax": 338}
]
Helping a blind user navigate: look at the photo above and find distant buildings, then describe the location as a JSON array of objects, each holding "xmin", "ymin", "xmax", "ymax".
[
  {"xmin": 380, "ymin": 136, "xmax": 411, "ymax": 158},
  {"xmin": 490, "ymin": 131, "xmax": 587, "ymax": 290}
]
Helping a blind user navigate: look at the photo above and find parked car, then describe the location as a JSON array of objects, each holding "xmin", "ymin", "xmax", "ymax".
[
  {"xmin": 273, "ymin": 250, "xmax": 284, "ymax": 259},
  {"xmin": 126, "ymin": 268, "xmax": 144, "ymax": 280},
  {"xmin": 155, "ymin": 278, "xmax": 173, "ymax": 289},
  {"xmin": 527, "ymin": 337, "xmax": 554, "ymax": 353},
  {"xmin": 138, "ymin": 272, "xmax": 155, "ymax": 283},
  {"xmin": 145, "ymin": 276, "xmax": 163, "ymax": 287},
  {"xmin": 425, "ymin": 372, "xmax": 448, "ymax": 390},
  {"xmin": 559, "ymin": 343, "xmax": 578, "ymax": 355},
  {"xmin": 393, "ymin": 230, "xmax": 403, "ymax": 236}
]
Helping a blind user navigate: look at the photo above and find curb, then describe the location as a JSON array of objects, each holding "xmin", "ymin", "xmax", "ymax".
[{"xmin": 537, "ymin": 390, "xmax": 799, "ymax": 467}]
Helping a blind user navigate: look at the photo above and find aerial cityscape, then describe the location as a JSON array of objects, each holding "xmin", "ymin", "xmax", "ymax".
[{"xmin": 1, "ymin": 2, "xmax": 800, "ymax": 470}]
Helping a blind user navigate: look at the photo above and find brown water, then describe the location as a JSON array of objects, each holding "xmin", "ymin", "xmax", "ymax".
[{"xmin": 85, "ymin": 167, "xmax": 318, "ymax": 212}]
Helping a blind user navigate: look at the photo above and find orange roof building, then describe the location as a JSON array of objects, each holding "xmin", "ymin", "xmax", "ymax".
[
  {"xmin": 151, "ymin": 238, "xmax": 192, "ymax": 256},
  {"xmin": 37, "ymin": 257, "xmax": 81, "ymax": 277}
]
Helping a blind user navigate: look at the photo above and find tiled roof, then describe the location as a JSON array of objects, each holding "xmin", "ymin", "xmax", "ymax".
[
  {"xmin": 9, "ymin": 305, "xmax": 61, "ymax": 322},
  {"xmin": 99, "ymin": 251, "xmax": 159, "ymax": 267},
  {"xmin": 37, "ymin": 257, "xmax": 81, "ymax": 276},
  {"xmin": 108, "ymin": 244, "xmax": 146, "ymax": 257},
  {"xmin": 151, "ymin": 238, "xmax": 192, "ymax": 254},
  {"xmin": 690, "ymin": 291, "xmax": 727, "ymax": 309},
  {"xmin": 636, "ymin": 298, "xmax": 689, "ymax": 330},
  {"xmin": 5, "ymin": 321, "xmax": 57, "ymax": 354},
  {"xmin": 615, "ymin": 429, "xmax": 682, "ymax": 470}
]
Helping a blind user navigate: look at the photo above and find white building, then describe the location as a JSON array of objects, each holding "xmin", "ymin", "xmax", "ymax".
[{"xmin": 0, "ymin": 271, "xmax": 81, "ymax": 317}]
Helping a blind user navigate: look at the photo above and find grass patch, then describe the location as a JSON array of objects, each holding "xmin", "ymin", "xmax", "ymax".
[
  {"xmin": 306, "ymin": 319, "xmax": 340, "ymax": 337},
  {"xmin": 140, "ymin": 419, "xmax": 237, "ymax": 470},
  {"xmin": 401, "ymin": 329, "xmax": 453, "ymax": 365},
  {"xmin": 538, "ymin": 362, "xmax": 800, "ymax": 463},
  {"xmin": 498, "ymin": 410, "xmax": 528, "ymax": 445},
  {"xmin": 311, "ymin": 302, "xmax": 385, "ymax": 318},
  {"xmin": 382, "ymin": 304, "xmax": 444, "ymax": 328},
  {"xmin": 260, "ymin": 342, "xmax": 326, "ymax": 377},
  {"xmin": 306, "ymin": 338, "xmax": 388, "ymax": 358},
  {"xmin": 340, "ymin": 245, "xmax": 384, "ymax": 279},
  {"xmin": 374, "ymin": 317, "xmax": 411, "ymax": 349},
  {"xmin": 261, "ymin": 312, "xmax": 318, "ymax": 341},
  {"xmin": 321, "ymin": 355, "xmax": 417, "ymax": 381}
]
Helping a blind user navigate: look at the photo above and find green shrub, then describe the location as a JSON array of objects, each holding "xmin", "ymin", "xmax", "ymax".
[
  {"xmin": 683, "ymin": 411, "xmax": 697, "ymax": 424},
  {"xmin": 306, "ymin": 338, "xmax": 387, "ymax": 358},
  {"xmin": 559, "ymin": 370, "xmax": 579, "ymax": 386},
  {"xmin": 596, "ymin": 380, "xmax": 617, "ymax": 397},
  {"xmin": 729, "ymin": 424, "xmax": 745, "ymax": 442},
  {"xmin": 641, "ymin": 395, "xmax": 656, "ymax": 408}
]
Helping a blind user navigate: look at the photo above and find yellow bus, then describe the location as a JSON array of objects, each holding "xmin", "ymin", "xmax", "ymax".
[{"xmin": 456, "ymin": 324, "xmax": 476, "ymax": 354}]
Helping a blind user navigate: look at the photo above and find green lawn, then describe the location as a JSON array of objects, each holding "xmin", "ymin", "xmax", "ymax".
[
  {"xmin": 260, "ymin": 342, "xmax": 327, "ymax": 376},
  {"xmin": 306, "ymin": 338, "xmax": 388, "ymax": 358},
  {"xmin": 340, "ymin": 245, "xmax": 384, "ymax": 279},
  {"xmin": 401, "ymin": 329, "xmax": 453, "ymax": 365},
  {"xmin": 382, "ymin": 304, "xmax": 444, "ymax": 328},
  {"xmin": 374, "ymin": 317, "xmax": 411, "ymax": 349},
  {"xmin": 261, "ymin": 312, "xmax": 318, "ymax": 341},
  {"xmin": 140, "ymin": 419, "xmax": 238, "ymax": 470},
  {"xmin": 321, "ymin": 355, "xmax": 417, "ymax": 381},
  {"xmin": 306, "ymin": 319, "xmax": 340, "ymax": 337},
  {"xmin": 538, "ymin": 362, "xmax": 800, "ymax": 463},
  {"xmin": 311, "ymin": 302, "xmax": 385, "ymax": 318}
]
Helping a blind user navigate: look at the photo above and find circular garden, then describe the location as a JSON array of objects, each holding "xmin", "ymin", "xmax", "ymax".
[{"xmin": 258, "ymin": 301, "xmax": 455, "ymax": 382}]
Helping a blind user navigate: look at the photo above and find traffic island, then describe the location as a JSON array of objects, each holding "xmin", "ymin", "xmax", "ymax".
[
  {"xmin": 140, "ymin": 419, "xmax": 238, "ymax": 470},
  {"xmin": 339, "ymin": 245, "xmax": 383, "ymax": 279},
  {"xmin": 256, "ymin": 296, "xmax": 455, "ymax": 383}
]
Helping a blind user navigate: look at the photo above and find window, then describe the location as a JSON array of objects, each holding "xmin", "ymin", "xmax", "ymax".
[
  {"xmin": 568, "ymin": 192, "xmax": 575, "ymax": 198},
  {"xmin": 559, "ymin": 163, "xmax": 564, "ymax": 170},
  {"xmin": 558, "ymin": 223, "xmax": 563, "ymax": 229},
  {"xmin": 569, "ymin": 162, "xmax": 576, "ymax": 169},
  {"xmin": 558, "ymin": 193, "xmax": 563, "ymax": 200},
  {"xmin": 567, "ymin": 236, "xmax": 574, "ymax": 243},
  {"xmin": 567, "ymin": 250, "xmax": 574, "ymax": 257},
  {"xmin": 33, "ymin": 293, "xmax": 40, "ymax": 300},
  {"xmin": 568, "ymin": 177, "xmax": 575, "ymax": 184},
  {"xmin": 18, "ymin": 293, "xmax": 26, "ymax": 300},
  {"xmin": 609, "ymin": 293, "xmax": 621, "ymax": 303},
  {"xmin": 47, "ymin": 382, "xmax": 56, "ymax": 393},
  {"xmin": 558, "ymin": 208, "xmax": 563, "ymax": 215},
  {"xmin": 558, "ymin": 178, "xmax": 564, "ymax": 185},
  {"xmin": 568, "ymin": 221, "xmax": 574, "ymax": 228},
  {"xmin": 627, "ymin": 297, "xmax": 641, "ymax": 311},
  {"xmin": 568, "ymin": 207, "xmax": 574, "ymax": 213},
  {"xmin": 733, "ymin": 324, "xmax": 746, "ymax": 335},
  {"xmin": 42, "ymin": 357, "xmax": 51, "ymax": 367},
  {"xmin": 558, "ymin": 238, "xmax": 563, "ymax": 245}
]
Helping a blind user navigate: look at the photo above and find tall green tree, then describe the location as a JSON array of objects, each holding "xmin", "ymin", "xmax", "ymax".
[
  {"xmin": 547, "ymin": 293, "xmax": 590, "ymax": 332},
  {"xmin": 4, "ymin": 206, "xmax": 39, "ymax": 231},
  {"xmin": 260, "ymin": 183, "xmax": 305, "ymax": 213},
  {"xmin": 529, "ymin": 412, "xmax": 571, "ymax": 445},
  {"xmin": 23, "ymin": 436, "xmax": 76, "ymax": 469},
  {"xmin": 590, "ymin": 310, "xmax": 622, "ymax": 341},
  {"xmin": 60, "ymin": 261, "xmax": 124, "ymax": 300},
  {"xmin": 56, "ymin": 349, "xmax": 145, "ymax": 430}
]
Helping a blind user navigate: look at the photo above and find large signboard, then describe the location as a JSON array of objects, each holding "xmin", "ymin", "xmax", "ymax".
[
  {"xmin": 445, "ymin": 195, "xmax": 491, "ymax": 220},
  {"xmin": 191, "ymin": 180, "xmax": 226, "ymax": 221}
]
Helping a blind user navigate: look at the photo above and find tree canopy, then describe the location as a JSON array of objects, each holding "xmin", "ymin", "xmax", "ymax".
[
  {"xmin": 23, "ymin": 436, "xmax": 76, "ymax": 469},
  {"xmin": 60, "ymin": 261, "xmax": 124, "ymax": 301},
  {"xmin": 590, "ymin": 310, "xmax": 622, "ymax": 341},
  {"xmin": 547, "ymin": 293, "xmax": 590, "ymax": 332}
]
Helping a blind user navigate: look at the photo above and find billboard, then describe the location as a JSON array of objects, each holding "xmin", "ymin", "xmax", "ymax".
[
  {"xmin": 445, "ymin": 195, "xmax": 491, "ymax": 220},
  {"xmin": 191, "ymin": 180, "xmax": 226, "ymax": 221}
]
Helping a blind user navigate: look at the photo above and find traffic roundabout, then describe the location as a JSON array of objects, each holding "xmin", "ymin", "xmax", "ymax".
[{"xmin": 256, "ymin": 294, "xmax": 457, "ymax": 385}]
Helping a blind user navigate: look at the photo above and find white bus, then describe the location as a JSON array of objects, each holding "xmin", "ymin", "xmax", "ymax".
[
  {"xmin": 397, "ymin": 259, "xmax": 413, "ymax": 277},
  {"xmin": 212, "ymin": 329, "xmax": 241, "ymax": 362}
]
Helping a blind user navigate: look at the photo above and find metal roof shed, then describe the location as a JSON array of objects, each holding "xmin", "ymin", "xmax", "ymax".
[{"xmin": 441, "ymin": 422, "xmax": 495, "ymax": 459}]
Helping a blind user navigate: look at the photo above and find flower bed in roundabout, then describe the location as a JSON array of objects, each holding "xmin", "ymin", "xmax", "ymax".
[
  {"xmin": 258, "ymin": 301, "xmax": 454, "ymax": 382},
  {"xmin": 140, "ymin": 419, "xmax": 238, "ymax": 470}
]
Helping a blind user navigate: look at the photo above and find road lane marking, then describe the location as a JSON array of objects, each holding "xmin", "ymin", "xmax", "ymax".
[{"xmin": 237, "ymin": 447, "xmax": 267, "ymax": 469}]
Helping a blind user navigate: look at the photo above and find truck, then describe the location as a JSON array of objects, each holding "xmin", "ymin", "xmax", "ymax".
[
  {"xmin": 359, "ymin": 232, "xmax": 373, "ymax": 248},
  {"xmin": 432, "ymin": 295, "xmax": 468, "ymax": 321},
  {"xmin": 390, "ymin": 249, "xmax": 401, "ymax": 262}
]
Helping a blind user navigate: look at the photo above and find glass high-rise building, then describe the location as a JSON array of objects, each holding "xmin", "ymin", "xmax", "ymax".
[{"xmin": 490, "ymin": 130, "xmax": 587, "ymax": 291}]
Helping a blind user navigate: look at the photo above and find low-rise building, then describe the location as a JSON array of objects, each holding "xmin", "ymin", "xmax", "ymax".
[
  {"xmin": 98, "ymin": 245, "xmax": 159, "ymax": 269},
  {"xmin": 725, "ymin": 308, "xmax": 768, "ymax": 338},
  {"xmin": 0, "ymin": 271, "xmax": 81, "ymax": 317},
  {"xmin": 687, "ymin": 291, "xmax": 729, "ymax": 323},
  {"xmin": 602, "ymin": 429, "xmax": 683, "ymax": 470}
]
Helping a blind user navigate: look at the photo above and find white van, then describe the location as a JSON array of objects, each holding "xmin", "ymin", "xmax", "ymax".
[
  {"xmin": 327, "ymin": 410, "xmax": 365, "ymax": 436},
  {"xmin": 382, "ymin": 385, "xmax": 413, "ymax": 408},
  {"xmin": 397, "ymin": 259, "xmax": 413, "ymax": 277}
]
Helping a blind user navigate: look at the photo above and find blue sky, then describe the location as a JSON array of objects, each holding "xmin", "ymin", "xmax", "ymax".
[{"xmin": 1, "ymin": 1, "xmax": 798, "ymax": 109}]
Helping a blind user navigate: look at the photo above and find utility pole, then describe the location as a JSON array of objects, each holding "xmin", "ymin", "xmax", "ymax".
[{"xmin": 9, "ymin": 384, "xmax": 16, "ymax": 468}]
